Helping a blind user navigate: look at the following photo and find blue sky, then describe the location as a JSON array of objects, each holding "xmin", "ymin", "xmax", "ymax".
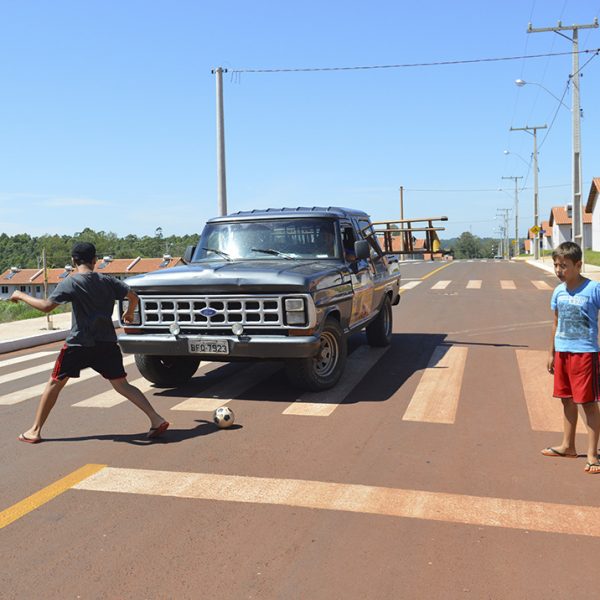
[{"xmin": 1, "ymin": 0, "xmax": 599, "ymax": 240}]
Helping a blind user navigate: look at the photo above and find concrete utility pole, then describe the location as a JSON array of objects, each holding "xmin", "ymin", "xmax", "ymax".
[
  {"xmin": 502, "ymin": 177, "xmax": 523, "ymax": 257},
  {"xmin": 497, "ymin": 208, "xmax": 510, "ymax": 260},
  {"xmin": 212, "ymin": 67, "xmax": 228, "ymax": 216},
  {"xmin": 527, "ymin": 18, "xmax": 599, "ymax": 263},
  {"xmin": 399, "ymin": 186, "xmax": 405, "ymax": 252},
  {"xmin": 510, "ymin": 124, "xmax": 547, "ymax": 259}
]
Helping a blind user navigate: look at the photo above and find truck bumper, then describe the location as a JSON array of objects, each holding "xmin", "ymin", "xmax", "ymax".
[{"xmin": 117, "ymin": 333, "xmax": 321, "ymax": 359}]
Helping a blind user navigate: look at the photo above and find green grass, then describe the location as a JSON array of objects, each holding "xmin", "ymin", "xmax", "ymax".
[
  {"xmin": 0, "ymin": 301, "xmax": 71, "ymax": 324},
  {"xmin": 584, "ymin": 250, "xmax": 600, "ymax": 267}
]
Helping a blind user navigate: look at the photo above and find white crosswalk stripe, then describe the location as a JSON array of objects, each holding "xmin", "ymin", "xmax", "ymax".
[
  {"xmin": 466, "ymin": 280, "xmax": 482, "ymax": 289},
  {"xmin": 500, "ymin": 280, "xmax": 516, "ymax": 290},
  {"xmin": 532, "ymin": 280, "xmax": 552, "ymax": 290},
  {"xmin": 0, "ymin": 350, "xmax": 57, "ymax": 368},
  {"xmin": 283, "ymin": 346, "xmax": 388, "ymax": 416},
  {"xmin": 0, "ymin": 359, "xmax": 57, "ymax": 386},
  {"xmin": 170, "ymin": 362, "xmax": 280, "ymax": 411},
  {"xmin": 400, "ymin": 281, "xmax": 421, "ymax": 290},
  {"xmin": 431, "ymin": 280, "xmax": 451, "ymax": 290},
  {"xmin": 72, "ymin": 376, "xmax": 154, "ymax": 408},
  {"xmin": 0, "ymin": 355, "xmax": 136, "ymax": 406}
]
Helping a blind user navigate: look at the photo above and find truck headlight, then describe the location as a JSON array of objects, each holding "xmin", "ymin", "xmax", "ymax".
[
  {"xmin": 121, "ymin": 300, "xmax": 141, "ymax": 326},
  {"xmin": 285, "ymin": 297, "xmax": 306, "ymax": 326}
]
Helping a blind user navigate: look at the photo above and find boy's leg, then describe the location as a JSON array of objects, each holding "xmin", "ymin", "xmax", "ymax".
[
  {"xmin": 21, "ymin": 376, "xmax": 69, "ymax": 441},
  {"xmin": 542, "ymin": 397, "xmax": 578, "ymax": 456},
  {"xmin": 109, "ymin": 377, "xmax": 166, "ymax": 430},
  {"xmin": 580, "ymin": 401, "xmax": 600, "ymax": 472}
]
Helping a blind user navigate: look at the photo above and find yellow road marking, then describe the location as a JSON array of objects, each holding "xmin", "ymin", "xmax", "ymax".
[
  {"xmin": 466, "ymin": 280, "xmax": 482, "ymax": 289},
  {"xmin": 420, "ymin": 262, "xmax": 453, "ymax": 281},
  {"xmin": 402, "ymin": 345, "xmax": 468, "ymax": 423},
  {"xmin": 500, "ymin": 280, "xmax": 516, "ymax": 290},
  {"xmin": 515, "ymin": 349, "xmax": 586, "ymax": 433},
  {"xmin": 0, "ymin": 464, "xmax": 106, "ymax": 530},
  {"xmin": 74, "ymin": 466, "xmax": 600, "ymax": 537},
  {"xmin": 532, "ymin": 280, "xmax": 552, "ymax": 290}
]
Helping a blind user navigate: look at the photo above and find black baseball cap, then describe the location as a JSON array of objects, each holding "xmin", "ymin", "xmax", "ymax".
[{"xmin": 71, "ymin": 242, "xmax": 97, "ymax": 263}]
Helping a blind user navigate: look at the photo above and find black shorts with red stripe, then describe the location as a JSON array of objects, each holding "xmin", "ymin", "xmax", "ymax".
[{"xmin": 52, "ymin": 342, "xmax": 127, "ymax": 381}]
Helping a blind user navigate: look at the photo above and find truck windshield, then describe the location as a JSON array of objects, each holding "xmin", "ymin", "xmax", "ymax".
[{"xmin": 193, "ymin": 219, "xmax": 341, "ymax": 261}]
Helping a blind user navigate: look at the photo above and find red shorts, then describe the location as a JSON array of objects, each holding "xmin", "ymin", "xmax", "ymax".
[{"xmin": 553, "ymin": 351, "xmax": 600, "ymax": 404}]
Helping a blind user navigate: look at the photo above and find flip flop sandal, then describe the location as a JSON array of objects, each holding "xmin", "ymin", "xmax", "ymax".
[
  {"xmin": 541, "ymin": 447, "xmax": 577, "ymax": 458},
  {"xmin": 585, "ymin": 462, "xmax": 600, "ymax": 474},
  {"xmin": 18, "ymin": 433, "xmax": 42, "ymax": 444},
  {"xmin": 147, "ymin": 421, "xmax": 170, "ymax": 439}
]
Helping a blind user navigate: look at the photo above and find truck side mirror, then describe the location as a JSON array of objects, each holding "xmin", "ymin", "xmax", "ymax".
[
  {"xmin": 183, "ymin": 245, "xmax": 196, "ymax": 264},
  {"xmin": 354, "ymin": 240, "xmax": 370, "ymax": 260}
]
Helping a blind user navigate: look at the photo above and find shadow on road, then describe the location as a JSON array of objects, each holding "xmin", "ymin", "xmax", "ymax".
[{"xmin": 40, "ymin": 419, "xmax": 242, "ymax": 445}]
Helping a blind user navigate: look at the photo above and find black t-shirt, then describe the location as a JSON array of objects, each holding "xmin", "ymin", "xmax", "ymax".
[{"xmin": 49, "ymin": 272, "xmax": 129, "ymax": 346}]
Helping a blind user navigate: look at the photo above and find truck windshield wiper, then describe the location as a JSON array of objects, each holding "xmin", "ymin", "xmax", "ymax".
[
  {"xmin": 202, "ymin": 247, "xmax": 232, "ymax": 261},
  {"xmin": 250, "ymin": 248, "xmax": 294, "ymax": 259}
]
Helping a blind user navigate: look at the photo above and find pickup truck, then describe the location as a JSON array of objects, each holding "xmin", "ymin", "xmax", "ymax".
[{"xmin": 117, "ymin": 207, "xmax": 401, "ymax": 391}]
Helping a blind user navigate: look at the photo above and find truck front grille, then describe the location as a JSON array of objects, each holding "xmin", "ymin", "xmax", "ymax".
[{"xmin": 140, "ymin": 295, "xmax": 284, "ymax": 328}]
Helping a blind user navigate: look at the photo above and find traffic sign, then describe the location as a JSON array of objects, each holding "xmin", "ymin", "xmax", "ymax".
[{"xmin": 529, "ymin": 225, "xmax": 541, "ymax": 235}]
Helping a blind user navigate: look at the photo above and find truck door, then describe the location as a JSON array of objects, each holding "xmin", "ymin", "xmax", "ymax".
[
  {"xmin": 341, "ymin": 221, "xmax": 375, "ymax": 327},
  {"xmin": 356, "ymin": 217, "xmax": 389, "ymax": 312}
]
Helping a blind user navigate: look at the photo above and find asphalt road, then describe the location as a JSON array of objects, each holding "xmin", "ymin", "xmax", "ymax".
[{"xmin": 2, "ymin": 259, "xmax": 598, "ymax": 600}]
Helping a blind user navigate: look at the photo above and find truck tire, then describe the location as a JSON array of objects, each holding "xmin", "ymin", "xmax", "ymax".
[
  {"xmin": 284, "ymin": 317, "xmax": 347, "ymax": 392},
  {"xmin": 134, "ymin": 354, "xmax": 201, "ymax": 387},
  {"xmin": 366, "ymin": 295, "xmax": 392, "ymax": 347}
]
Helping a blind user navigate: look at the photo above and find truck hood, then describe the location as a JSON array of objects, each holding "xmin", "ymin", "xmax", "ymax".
[{"xmin": 125, "ymin": 260, "xmax": 346, "ymax": 294}]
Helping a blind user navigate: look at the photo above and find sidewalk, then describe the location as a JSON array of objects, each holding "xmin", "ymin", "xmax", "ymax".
[
  {"xmin": 0, "ymin": 307, "xmax": 120, "ymax": 354},
  {"xmin": 525, "ymin": 256, "xmax": 600, "ymax": 281}
]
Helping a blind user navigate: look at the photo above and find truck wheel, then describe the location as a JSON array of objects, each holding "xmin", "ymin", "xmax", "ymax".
[
  {"xmin": 366, "ymin": 296, "xmax": 392, "ymax": 347},
  {"xmin": 134, "ymin": 355, "xmax": 201, "ymax": 387},
  {"xmin": 285, "ymin": 317, "xmax": 347, "ymax": 392}
]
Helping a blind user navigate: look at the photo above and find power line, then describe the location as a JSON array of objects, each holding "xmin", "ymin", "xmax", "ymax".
[
  {"xmin": 404, "ymin": 184, "xmax": 570, "ymax": 192},
  {"xmin": 230, "ymin": 48, "xmax": 600, "ymax": 74}
]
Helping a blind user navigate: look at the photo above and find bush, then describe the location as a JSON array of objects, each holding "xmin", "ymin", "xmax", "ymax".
[{"xmin": 0, "ymin": 301, "xmax": 71, "ymax": 324}]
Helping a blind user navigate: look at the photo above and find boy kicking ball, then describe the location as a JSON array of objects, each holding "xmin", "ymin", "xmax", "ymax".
[
  {"xmin": 542, "ymin": 241, "xmax": 600, "ymax": 474},
  {"xmin": 10, "ymin": 242, "xmax": 169, "ymax": 443}
]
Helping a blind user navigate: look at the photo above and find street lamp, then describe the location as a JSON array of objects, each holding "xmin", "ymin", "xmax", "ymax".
[
  {"xmin": 514, "ymin": 79, "xmax": 570, "ymax": 110},
  {"xmin": 503, "ymin": 149, "xmax": 531, "ymax": 168}
]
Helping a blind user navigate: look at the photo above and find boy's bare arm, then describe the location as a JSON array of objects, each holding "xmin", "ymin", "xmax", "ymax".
[
  {"xmin": 547, "ymin": 309, "xmax": 558, "ymax": 373},
  {"xmin": 122, "ymin": 290, "xmax": 139, "ymax": 324},
  {"xmin": 9, "ymin": 290, "xmax": 59, "ymax": 313}
]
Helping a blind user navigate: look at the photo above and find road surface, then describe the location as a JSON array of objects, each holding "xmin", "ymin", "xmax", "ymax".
[{"xmin": 1, "ymin": 259, "xmax": 597, "ymax": 599}]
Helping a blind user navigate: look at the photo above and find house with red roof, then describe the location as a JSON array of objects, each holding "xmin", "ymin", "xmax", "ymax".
[
  {"xmin": 0, "ymin": 255, "xmax": 182, "ymax": 300},
  {"xmin": 548, "ymin": 204, "xmax": 592, "ymax": 249},
  {"xmin": 585, "ymin": 178, "xmax": 600, "ymax": 251}
]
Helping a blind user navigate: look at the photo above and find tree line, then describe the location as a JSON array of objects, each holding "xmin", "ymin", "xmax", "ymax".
[
  {"xmin": 0, "ymin": 228, "xmax": 200, "ymax": 271},
  {"xmin": 442, "ymin": 232, "xmax": 508, "ymax": 259}
]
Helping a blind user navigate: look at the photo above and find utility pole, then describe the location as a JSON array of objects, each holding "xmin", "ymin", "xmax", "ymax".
[
  {"xmin": 510, "ymin": 124, "xmax": 547, "ymax": 260},
  {"xmin": 399, "ymin": 186, "xmax": 404, "ymax": 252},
  {"xmin": 527, "ymin": 18, "xmax": 598, "ymax": 266},
  {"xmin": 212, "ymin": 67, "xmax": 228, "ymax": 216},
  {"xmin": 502, "ymin": 177, "xmax": 523, "ymax": 257},
  {"xmin": 497, "ymin": 208, "xmax": 510, "ymax": 260}
]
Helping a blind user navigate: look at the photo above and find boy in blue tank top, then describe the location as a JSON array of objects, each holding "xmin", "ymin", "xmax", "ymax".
[{"xmin": 542, "ymin": 241, "xmax": 600, "ymax": 473}]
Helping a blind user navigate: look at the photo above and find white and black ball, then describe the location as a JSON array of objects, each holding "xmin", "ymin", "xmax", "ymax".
[{"xmin": 213, "ymin": 406, "xmax": 235, "ymax": 428}]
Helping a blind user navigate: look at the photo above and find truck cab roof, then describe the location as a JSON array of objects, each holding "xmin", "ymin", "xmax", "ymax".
[{"xmin": 207, "ymin": 206, "xmax": 371, "ymax": 224}]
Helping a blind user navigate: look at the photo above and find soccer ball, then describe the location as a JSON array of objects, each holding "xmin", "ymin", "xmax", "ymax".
[{"xmin": 213, "ymin": 406, "xmax": 235, "ymax": 428}]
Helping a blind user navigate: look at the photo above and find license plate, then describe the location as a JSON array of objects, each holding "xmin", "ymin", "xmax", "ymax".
[{"xmin": 188, "ymin": 339, "xmax": 229, "ymax": 355}]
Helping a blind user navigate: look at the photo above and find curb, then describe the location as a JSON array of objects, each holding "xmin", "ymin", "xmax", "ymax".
[
  {"xmin": 0, "ymin": 329, "xmax": 69, "ymax": 354},
  {"xmin": 0, "ymin": 319, "xmax": 121, "ymax": 355}
]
